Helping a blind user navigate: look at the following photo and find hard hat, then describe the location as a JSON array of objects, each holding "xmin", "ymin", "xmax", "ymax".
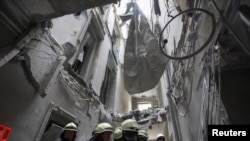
[
  {"xmin": 138, "ymin": 130, "xmax": 148, "ymax": 138},
  {"xmin": 156, "ymin": 133, "xmax": 165, "ymax": 139},
  {"xmin": 121, "ymin": 119, "xmax": 138, "ymax": 132},
  {"xmin": 114, "ymin": 127, "xmax": 123, "ymax": 139},
  {"xmin": 94, "ymin": 122, "xmax": 113, "ymax": 134},
  {"xmin": 64, "ymin": 122, "xmax": 78, "ymax": 131}
]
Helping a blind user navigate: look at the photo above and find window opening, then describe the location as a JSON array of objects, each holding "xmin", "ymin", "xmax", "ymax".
[
  {"xmin": 138, "ymin": 103, "xmax": 152, "ymax": 111},
  {"xmin": 72, "ymin": 44, "xmax": 89, "ymax": 74},
  {"xmin": 100, "ymin": 66, "xmax": 110, "ymax": 105},
  {"xmin": 38, "ymin": 104, "xmax": 78, "ymax": 141}
]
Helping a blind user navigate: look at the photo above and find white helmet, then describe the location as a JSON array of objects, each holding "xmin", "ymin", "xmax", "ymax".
[
  {"xmin": 94, "ymin": 122, "xmax": 113, "ymax": 134},
  {"xmin": 64, "ymin": 122, "xmax": 78, "ymax": 132},
  {"xmin": 121, "ymin": 119, "xmax": 138, "ymax": 132},
  {"xmin": 138, "ymin": 129, "xmax": 148, "ymax": 138},
  {"xmin": 114, "ymin": 127, "xmax": 123, "ymax": 139},
  {"xmin": 156, "ymin": 133, "xmax": 165, "ymax": 139}
]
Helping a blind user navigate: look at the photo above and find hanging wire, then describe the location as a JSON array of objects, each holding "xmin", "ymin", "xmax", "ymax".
[{"xmin": 159, "ymin": 8, "xmax": 216, "ymax": 60}]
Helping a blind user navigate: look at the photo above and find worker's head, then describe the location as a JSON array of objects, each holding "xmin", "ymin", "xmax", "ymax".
[
  {"xmin": 61, "ymin": 122, "xmax": 78, "ymax": 140},
  {"xmin": 94, "ymin": 122, "xmax": 113, "ymax": 141},
  {"xmin": 138, "ymin": 130, "xmax": 148, "ymax": 141},
  {"xmin": 156, "ymin": 134, "xmax": 165, "ymax": 141},
  {"xmin": 121, "ymin": 119, "xmax": 139, "ymax": 141}
]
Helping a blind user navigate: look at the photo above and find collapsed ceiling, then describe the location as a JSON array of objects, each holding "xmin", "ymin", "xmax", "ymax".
[{"xmin": 0, "ymin": 0, "xmax": 120, "ymax": 48}]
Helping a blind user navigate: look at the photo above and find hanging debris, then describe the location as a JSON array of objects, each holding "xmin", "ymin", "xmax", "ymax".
[
  {"xmin": 123, "ymin": 2, "xmax": 169, "ymax": 94},
  {"xmin": 111, "ymin": 106, "xmax": 168, "ymax": 129}
]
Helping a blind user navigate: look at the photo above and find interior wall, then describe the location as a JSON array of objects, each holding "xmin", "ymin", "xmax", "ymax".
[
  {"xmin": 220, "ymin": 68, "xmax": 250, "ymax": 124},
  {"xmin": 113, "ymin": 68, "xmax": 132, "ymax": 113},
  {"xmin": 0, "ymin": 33, "xmax": 100, "ymax": 141}
]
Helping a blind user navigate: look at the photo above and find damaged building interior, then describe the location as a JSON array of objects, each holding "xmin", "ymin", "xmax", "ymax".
[{"xmin": 0, "ymin": 0, "xmax": 250, "ymax": 141}]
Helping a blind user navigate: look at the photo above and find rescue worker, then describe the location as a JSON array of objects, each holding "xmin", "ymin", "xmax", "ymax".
[
  {"xmin": 120, "ymin": 119, "xmax": 139, "ymax": 141},
  {"xmin": 55, "ymin": 122, "xmax": 78, "ymax": 141},
  {"xmin": 156, "ymin": 134, "xmax": 165, "ymax": 141},
  {"xmin": 89, "ymin": 122, "xmax": 114, "ymax": 141},
  {"xmin": 138, "ymin": 130, "xmax": 148, "ymax": 141},
  {"xmin": 114, "ymin": 127, "xmax": 123, "ymax": 141}
]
